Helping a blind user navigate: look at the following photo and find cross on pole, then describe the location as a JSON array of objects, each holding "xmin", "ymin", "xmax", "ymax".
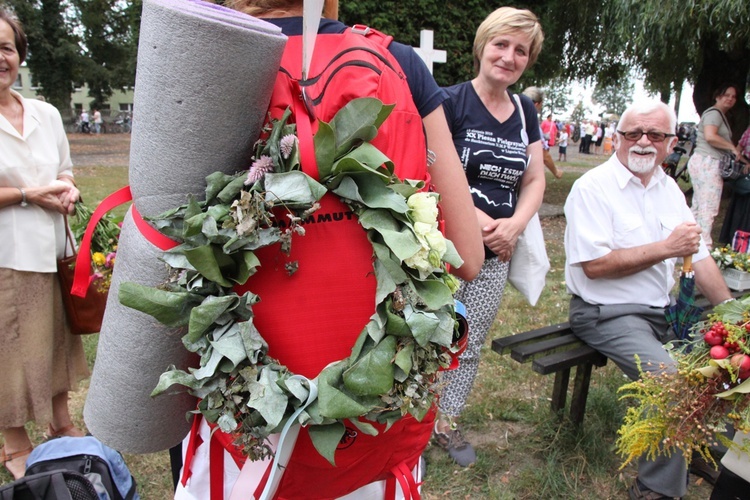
[{"xmin": 412, "ymin": 30, "xmax": 447, "ymax": 74}]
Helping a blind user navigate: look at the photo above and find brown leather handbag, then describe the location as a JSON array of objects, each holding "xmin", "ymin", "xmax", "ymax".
[{"xmin": 57, "ymin": 217, "xmax": 108, "ymax": 334}]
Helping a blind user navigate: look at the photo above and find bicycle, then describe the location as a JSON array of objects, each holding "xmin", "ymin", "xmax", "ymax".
[{"xmin": 662, "ymin": 139, "xmax": 693, "ymax": 196}]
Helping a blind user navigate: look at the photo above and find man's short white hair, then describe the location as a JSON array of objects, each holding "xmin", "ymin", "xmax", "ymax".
[{"xmin": 618, "ymin": 100, "xmax": 677, "ymax": 133}]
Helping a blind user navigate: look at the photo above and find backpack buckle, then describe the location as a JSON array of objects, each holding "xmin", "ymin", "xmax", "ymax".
[{"xmin": 351, "ymin": 24, "xmax": 371, "ymax": 36}]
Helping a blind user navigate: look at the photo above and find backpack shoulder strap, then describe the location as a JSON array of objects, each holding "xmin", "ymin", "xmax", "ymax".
[{"xmin": 512, "ymin": 93, "xmax": 527, "ymax": 133}]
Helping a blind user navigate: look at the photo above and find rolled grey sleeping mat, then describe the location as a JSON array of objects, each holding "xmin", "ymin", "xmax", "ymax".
[
  {"xmin": 84, "ymin": 0, "xmax": 286, "ymax": 453},
  {"xmin": 128, "ymin": 0, "xmax": 286, "ymax": 217},
  {"xmin": 84, "ymin": 209, "xmax": 200, "ymax": 453}
]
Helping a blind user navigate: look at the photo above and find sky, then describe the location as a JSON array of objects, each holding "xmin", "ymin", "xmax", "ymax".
[{"xmin": 570, "ymin": 79, "xmax": 700, "ymax": 124}]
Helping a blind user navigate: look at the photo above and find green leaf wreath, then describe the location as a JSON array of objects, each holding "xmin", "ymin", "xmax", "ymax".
[{"xmin": 119, "ymin": 98, "xmax": 464, "ymax": 464}]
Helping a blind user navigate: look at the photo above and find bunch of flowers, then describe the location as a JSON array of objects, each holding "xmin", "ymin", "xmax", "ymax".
[
  {"xmin": 120, "ymin": 98, "xmax": 464, "ymax": 462},
  {"xmin": 70, "ymin": 201, "xmax": 121, "ymax": 292},
  {"xmin": 616, "ymin": 297, "xmax": 750, "ymax": 467},
  {"xmin": 712, "ymin": 245, "xmax": 750, "ymax": 272}
]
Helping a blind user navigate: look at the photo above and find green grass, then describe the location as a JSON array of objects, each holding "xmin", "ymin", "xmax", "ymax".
[{"xmin": 0, "ymin": 145, "xmax": 720, "ymax": 498}]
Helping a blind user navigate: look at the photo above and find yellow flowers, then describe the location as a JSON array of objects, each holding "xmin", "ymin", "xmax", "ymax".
[{"xmin": 92, "ymin": 252, "xmax": 106, "ymax": 266}]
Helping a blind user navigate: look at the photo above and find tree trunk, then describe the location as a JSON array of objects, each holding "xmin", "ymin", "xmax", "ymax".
[{"xmin": 693, "ymin": 37, "xmax": 750, "ymax": 143}]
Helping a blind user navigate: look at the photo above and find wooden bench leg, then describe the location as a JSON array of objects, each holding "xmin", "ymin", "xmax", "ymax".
[
  {"xmin": 550, "ymin": 367, "xmax": 570, "ymax": 417},
  {"xmin": 570, "ymin": 363, "xmax": 593, "ymax": 426}
]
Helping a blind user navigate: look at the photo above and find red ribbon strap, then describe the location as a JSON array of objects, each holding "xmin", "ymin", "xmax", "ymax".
[{"xmin": 71, "ymin": 186, "xmax": 180, "ymax": 297}]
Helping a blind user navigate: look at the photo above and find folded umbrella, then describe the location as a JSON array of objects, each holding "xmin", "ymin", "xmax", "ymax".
[{"xmin": 665, "ymin": 255, "xmax": 704, "ymax": 342}]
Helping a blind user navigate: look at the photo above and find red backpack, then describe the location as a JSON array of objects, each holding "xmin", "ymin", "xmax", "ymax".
[{"xmin": 227, "ymin": 26, "xmax": 433, "ymax": 499}]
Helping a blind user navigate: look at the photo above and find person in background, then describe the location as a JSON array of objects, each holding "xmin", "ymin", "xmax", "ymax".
[
  {"xmin": 581, "ymin": 120, "xmax": 594, "ymax": 154},
  {"xmin": 79, "ymin": 108, "xmax": 90, "ymax": 134},
  {"xmin": 437, "ymin": 7, "xmax": 546, "ymax": 467},
  {"xmin": 564, "ymin": 100, "xmax": 733, "ymax": 499},
  {"xmin": 0, "ymin": 8, "xmax": 88, "ymax": 479},
  {"xmin": 686, "ymin": 83, "xmax": 743, "ymax": 248},
  {"xmin": 523, "ymin": 86, "xmax": 563, "ymax": 178},
  {"xmin": 593, "ymin": 121, "xmax": 604, "ymax": 154},
  {"xmin": 603, "ymin": 121, "xmax": 615, "ymax": 155},
  {"xmin": 92, "ymin": 108, "xmax": 102, "ymax": 134},
  {"xmin": 558, "ymin": 123, "xmax": 569, "ymax": 162},
  {"xmin": 719, "ymin": 123, "xmax": 750, "ymax": 246},
  {"xmin": 541, "ymin": 113, "xmax": 557, "ymax": 148}
]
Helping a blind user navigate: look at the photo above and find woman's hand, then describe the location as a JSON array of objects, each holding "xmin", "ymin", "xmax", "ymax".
[
  {"xmin": 26, "ymin": 183, "xmax": 77, "ymax": 214},
  {"xmin": 52, "ymin": 179, "xmax": 80, "ymax": 214},
  {"xmin": 482, "ymin": 217, "xmax": 524, "ymax": 262}
]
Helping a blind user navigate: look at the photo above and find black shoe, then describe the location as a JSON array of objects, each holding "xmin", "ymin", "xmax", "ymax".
[
  {"xmin": 628, "ymin": 478, "xmax": 681, "ymax": 499},
  {"xmin": 690, "ymin": 452, "xmax": 720, "ymax": 485}
]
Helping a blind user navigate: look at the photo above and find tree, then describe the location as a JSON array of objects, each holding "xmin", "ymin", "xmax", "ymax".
[
  {"xmin": 543, "ymin": 77, "xmax": 572, "ymax": 117},
  {"xmin": 592, "ymin": 78, "xmax": 634, "ymax": 117},
  {"xmin": 342, "ymin": 1, "xmax": 750, "ymax": 138},
  {"xmin": 2, "ymin": 0, "xmax": 81, "ymax": 117},
  {"xmin": 70, "ymin": 0, "xmax": 140, "ymax": 110}
]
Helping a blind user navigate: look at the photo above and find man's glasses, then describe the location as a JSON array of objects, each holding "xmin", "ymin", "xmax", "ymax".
[{"xmin": 617, "ymin": 130, "xmax": 675, "ymax": 143}]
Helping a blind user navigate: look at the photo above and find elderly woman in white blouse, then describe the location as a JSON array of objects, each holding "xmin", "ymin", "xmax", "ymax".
[{"xmin": 0, "ymin": 9, "xmax": 88, "ymax": 479}]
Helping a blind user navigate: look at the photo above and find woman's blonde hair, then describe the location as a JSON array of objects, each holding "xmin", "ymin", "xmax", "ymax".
[
  {"xmin": 225, "ymin": 0, "xmax": 338, "ymax": 19},
  {"xmin": 473, "ymin": 7, "xmax": 544, "ymax": 73}
]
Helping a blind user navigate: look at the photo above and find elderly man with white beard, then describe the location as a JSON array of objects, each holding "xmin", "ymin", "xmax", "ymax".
[{"xmin": 563, "ymin": 100, "xmax": 732, "ymax": 500}]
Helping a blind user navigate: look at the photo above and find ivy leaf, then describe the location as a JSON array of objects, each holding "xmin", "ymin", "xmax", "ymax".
[
  {"xmin": 314, "ymin": 120, "xmax": 336, "ymax": 180},
  {"xmin": 359, "ymin": 210, "xmax": 421, "ymax": 262},
  {"xmin": 404, "ymin": 306, "xmax": 441, "ymax": 347},
  {"xmin": 308, "ymin": 422, "xmax": 346, "ymax": 466},
  {"xmin": 317, "ymin": 363, "xmax": 378, "ymax": 419},
  {"xmin": 186, "ymin": 295, "xmax": 239, "ymax": 344},
  {"xmin": 209, "ymin": 324, "xmax": 249, "ymax": 368},
  {"xmin": 246, "ymin": 368, "xmax": 289, "ymax": 431},
  {"xmin": 343, "ymin": 335, "xmax": 397, "ymax": 396},
  {"xmin": 393, "ymin": 341, "xmax": 414, "ymax": 379},
  {"xmin": 216, "ymin": 175, "xmax": 248, "ymax": 205},
  {"xmin": 332, "ymin": 174, "xmax": 406, "ymax": 213},
  {"xmin": 408, "ymin": 278, "xmax": 454, "ymax": 310},
  {"xmin": 184, "ymin": 245, "xmax": 234, "ymax": 287},
  {"xmin": 205, "ymin": 172, "xmax": 241, "ymax": 203},
  {"xmin": 264, "ymin": 171, "xmax": 321, "ymax": 207},
  {"xmin": 442, "ymin": 239, "xmax": 464, "ymax": 269},
  {"xmin": 373, "ymin": 259, "xmax": 397, "ymax": 304},
  {"xmin": 151, "ymin": 367, "xmax": 203, "ymax": 396},
  {"xmin": 119, "ymin": 282, "xmax": 201, "ymax": 327},
  {"xmin": 330, "ymin": 98, "xmax": 389, "ymax": 156}
]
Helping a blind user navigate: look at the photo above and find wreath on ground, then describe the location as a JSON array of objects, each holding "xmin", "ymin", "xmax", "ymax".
[{"xmin": 120, "ymin": 98, "xmax": 464, "ymax": 464}]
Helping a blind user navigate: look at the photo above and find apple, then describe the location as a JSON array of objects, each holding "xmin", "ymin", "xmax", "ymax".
[
  {"xmin": 704, "ymin": 330, "xmax": 724, "ymax": 346},
  {"xmin": 710, "ymin": 345, "xmax": 730, "ymax": 360},
  {"xmin": 730, "ymin": 353, "xmax": 750, "ymax": 372}
]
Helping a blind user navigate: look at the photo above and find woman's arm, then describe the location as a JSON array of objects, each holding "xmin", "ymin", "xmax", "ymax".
[
  {"xmin": 423, "ymin": 105, "xmax": 483, "ymax": 280},
  {"xmin": 481, "ymin": 140, "xmax": 546, "ymax": 261},
  {"xmin": 704, "ymin": 124, "xmax": 742, "ymax": 157},
  {"xmin": 0, "ymin": 184, "xmax": 71, "ymax": 212}
]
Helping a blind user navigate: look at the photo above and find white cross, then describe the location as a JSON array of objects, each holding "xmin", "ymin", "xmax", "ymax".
[{"xmin": 412, "ymin": 30, "xmax": 447, "ymax": 74}]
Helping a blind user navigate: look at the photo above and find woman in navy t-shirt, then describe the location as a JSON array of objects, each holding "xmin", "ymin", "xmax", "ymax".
[{"xmin": 434, "ymin": 7, "xmax": 546, "ymax": 467}]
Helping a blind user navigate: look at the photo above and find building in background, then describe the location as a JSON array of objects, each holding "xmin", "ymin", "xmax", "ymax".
[{"xmin": 14, "ymin": 65, "xmax": 134, "ymax": 129}]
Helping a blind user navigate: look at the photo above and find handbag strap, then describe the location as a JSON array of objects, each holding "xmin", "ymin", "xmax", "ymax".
[
  {"xmin": 62, "ymin": 214, "xmax": 76, "ymax": 259},
  {"xmin": 704, "ymin": 107, "xmax": 733, "ymax": 140}
]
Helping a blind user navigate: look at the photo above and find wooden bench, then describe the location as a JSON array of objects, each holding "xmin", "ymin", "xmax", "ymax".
[
  {"xmin": 491, "ymin": 291, "xmax": 744, "ymax": 427},
  {"xmin": 491, "ymin": 323, "xmax": 606, "ymax": 427}
]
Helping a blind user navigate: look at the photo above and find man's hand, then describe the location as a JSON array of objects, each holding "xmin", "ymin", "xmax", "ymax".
[{"xmin": 665, "ymin": 222, "xmax": 701, "ymax": 259}]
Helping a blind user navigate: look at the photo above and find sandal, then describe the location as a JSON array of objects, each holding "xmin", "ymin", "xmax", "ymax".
[
  {"xmin": 1, "ymin": 445, "xmax": 33, "ymax": 480},
  {"xmin": 45, "ymin": 423, "xmax": 85, "ymax": 439}
]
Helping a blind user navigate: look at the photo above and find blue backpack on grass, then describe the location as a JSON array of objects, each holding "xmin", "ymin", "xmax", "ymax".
[{"xmin": 7, "ymin": 436, "xmax": 139, "ymax": 500}]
